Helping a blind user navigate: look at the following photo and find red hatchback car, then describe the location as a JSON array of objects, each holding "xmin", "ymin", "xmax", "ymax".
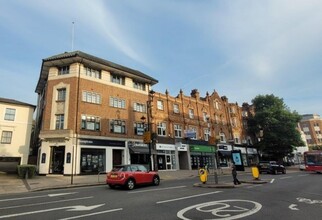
[{"xmin": 106, "ymin": 164, "xmax": 160, "ymax": 190}]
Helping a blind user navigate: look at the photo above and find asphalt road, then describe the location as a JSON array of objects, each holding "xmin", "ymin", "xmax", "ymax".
[{"xmin": 0, "ymin": 171, "xmax": 321, "ymax": 220}]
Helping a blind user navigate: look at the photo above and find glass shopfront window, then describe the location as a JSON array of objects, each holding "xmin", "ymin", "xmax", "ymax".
[{"xmin": 81, "ymin": 148, "xmax": 105, "ymax": 173}]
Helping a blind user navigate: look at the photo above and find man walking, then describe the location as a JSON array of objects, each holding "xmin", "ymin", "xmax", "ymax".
[{"xmin": 232, "ymin": 162, "xmax": 241, "ymax": 185}]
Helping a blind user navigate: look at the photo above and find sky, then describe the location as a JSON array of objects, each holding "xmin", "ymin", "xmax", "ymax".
[{"xmin": 1, "ymin": 0, "xmax": 322, "ymax": 116}]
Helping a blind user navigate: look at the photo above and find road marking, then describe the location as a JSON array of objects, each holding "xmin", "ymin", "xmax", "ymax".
[
  {"xmin": 128, "ymin": 185, "xmax": 186, "ymax": 194},
  {"xmin": 0, "ymin": 197, "xmax": 93, "ymax": 210},
  {"xmin": 289, "ymin": 204, "xmax": 299, "ymax": 210},
  {"xmin": 157, "ymin": 191, "xmax": 222, "ymax": 204},
  {"xmin": 246, "ymin": 185, "xmax": 262, "ymax": 189},
  {"xmin": 58, "ymin": 208, "xmax": 123, "ymax": 220},
  {"xmin": 270, "ymin": 179, "xmax": 275, "ymax": 183},
  {"xmin": 298, "ymin": 174, "xmax": 309, "ymax": 177},
  {"xmin": 0, "ymin": 192, "xmax": 77, "ymax": 202},
  {"xmin": 280, "ymin": 176, "xmax": 292, "ymax": 179},
  {"xmin": 177, "ymin": 199, "xmax": 262, "ymax": 220},
  {"xmin": 0, "ymin": 204, "xmax": 105, "ymax": 219}
]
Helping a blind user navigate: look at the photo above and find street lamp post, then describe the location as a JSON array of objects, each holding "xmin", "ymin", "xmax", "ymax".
[
  {"xmin": 141, "ymin": 90, "xmax": 155, "ymax": 171},
  {"xmin": 206, "ymin": 115, "xmax": 218, "ymax": 184}
]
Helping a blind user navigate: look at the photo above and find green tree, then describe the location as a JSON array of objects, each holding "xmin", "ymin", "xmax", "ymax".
[{"xmin": 247, "ymin": 94, "xmax": 304, "ymax": 161}]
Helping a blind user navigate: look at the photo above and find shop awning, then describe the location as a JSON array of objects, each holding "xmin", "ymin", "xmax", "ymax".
[
  {"xmin": 129, "ymin": 146, "xmax": 150, "ymax": 154},
  {"xmin": 218, "ymin": 150, "xmax": 232, "ymax": 157}
]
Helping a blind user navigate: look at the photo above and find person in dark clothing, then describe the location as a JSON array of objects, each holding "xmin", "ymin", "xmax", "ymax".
[{"xmin": 232, "ymin": 162, "xmax": 241, "ymax": 185}]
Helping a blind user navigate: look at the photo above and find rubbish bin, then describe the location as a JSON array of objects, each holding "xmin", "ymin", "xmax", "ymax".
[
  {"xmin": 252, "ymin": 166, "xmax": 260, "ymax": 180},
  {"xmin": 199, "ymin": 168, "xmax": 208, "ymax": 184}
]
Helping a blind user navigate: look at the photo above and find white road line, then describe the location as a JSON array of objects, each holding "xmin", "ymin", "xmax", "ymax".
[
  {"xmin": 280, "ymin": 176, "xmax": 292, "ymax": 179},
  {"xmin": 0, "ymin": 197, "xmax": 93, "ymax": 210},
  {"xmin": 58, "ymin": 208, "xmax": 123, "ymax": 220},
  {"xmin": 0, "ymin": 192, "xmax": 77, "ymax": 202},
  {"xmin": 128, "ymin": 185, "xmax": 187, "ymax": 194},
  {"xmin": 270, "ymin": 179, "xmax": 275, "ymax": 183},
  {"xmin": 298, "ymin": 174, "xmax": 309, "ymax": 177},
  {"xmin": 246, "ymin": 185, "xmax": 262, "ymax": 189},
  {"xmin": 157, "ymin": 191, "xmax": 222, "ymax": 204}
]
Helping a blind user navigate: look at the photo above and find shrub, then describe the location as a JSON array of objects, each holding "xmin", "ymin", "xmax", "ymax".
[{"xmin": 17, "ymin": 165, "xmax": 37, "ymax": 179}]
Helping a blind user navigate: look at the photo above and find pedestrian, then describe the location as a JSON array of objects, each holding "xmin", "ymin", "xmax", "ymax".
[{"xmin": 232, "ymin": 162, "xmax": 241, "ymax": 185}]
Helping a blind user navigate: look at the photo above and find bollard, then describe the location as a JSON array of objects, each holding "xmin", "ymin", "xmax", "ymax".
[{"xmin": 199, "ymin": 168, "xmax": 208, "ymax": 184}]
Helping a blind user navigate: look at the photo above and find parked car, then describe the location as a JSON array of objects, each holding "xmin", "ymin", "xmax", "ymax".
[
  {"xmin": 257, "ymin": 161, "xmax": 286, "ymax": 174},
  {"xmin": 106, "ymin": 164, "xmax": 160, "ymax": 190}
]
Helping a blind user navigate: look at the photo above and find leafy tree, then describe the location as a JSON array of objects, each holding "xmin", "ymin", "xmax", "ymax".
[{"xmin": 247, "ymin": 94, "xmax": 304, "ymax": 161}]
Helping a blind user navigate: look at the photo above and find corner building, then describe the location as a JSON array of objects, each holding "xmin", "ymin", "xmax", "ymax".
[{"xmin": 34, "ymin": 51, "xmax": 158, "ymax": 175}]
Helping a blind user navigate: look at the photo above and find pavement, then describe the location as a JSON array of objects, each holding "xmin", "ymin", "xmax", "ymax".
[{"xmin": 0, "ymin": 166, "xmax": 301, "ymax": 195}]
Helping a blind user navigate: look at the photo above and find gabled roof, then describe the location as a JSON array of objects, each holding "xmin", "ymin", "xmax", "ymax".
[
  {"xmin": 35, "ymin": 51, "xmax": 158, "ymax": 93},
  {"xmin": 0, "ymin": 97, "xmax": 36, "ymax": 109}
]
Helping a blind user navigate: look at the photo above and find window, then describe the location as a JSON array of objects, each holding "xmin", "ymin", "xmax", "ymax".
[
  {"xmin": 133, "ymin": 103, "xmax": 146, "ymax": 112},
  {"xmin": 1, "ymin": 131, "xmax": 12, "ymax": 144},
  {"xmin": 189, "ymin": 127, "xmax": 197, "ymax": 140},
  {"xmin": 157, "ymin": 122, "xmax": 166, "ymax": 136},
  {"xmin": 81, "ymin": 115, "xmax": 100, "ymax": 131},
  {"xmin": 189, "ymin": 109, "xmax": 194, "ymax": 119},
  {"xmin": 133, "ymin": 81, "xmax": 145, "ymax": 91},
  {"xmin": 111, "ymin": 73, "xmax": 125, "ymax": 85},
  {"xmin": 57, "ymin": 88, "xmax": 66, "ymax": 101},
  {"xmin": 41, "ymin": 153, "xmax": 46, "ymax": 163},
  {"xmin": 110, "ymin": 120, "xmax": 126, "ymax": 134},
  {"xmin": 110, "ymin": 97, "xmax": 126, "ymax": 109},
  {"xmin": 157, "ymin": 100, "xmax": 164, "ymax": 110},
  {"xmin": 82, "ymin": 91, "xmax": 101, "ymax": 104},
  {"xmin": 84, "ymin": 66, "xmax": 101, "ymax": 79},
  {"xmin": 174, "ymin": 124, "xmax": 182, "ymax": 138},
  {"xmin": 58, "ymin": 66, "xmax": 70, "ymax": 75},
  {"xmin": 55, "ymin": 114, "xmax": 64, "ymax": 130},
  {"xmin": 220, "ymin": 132, "xmax": 226, "ymax": 142},
  {"xmin": 134, "ymin": 122, "xmax": 145, "ymax": 135},
  {"xmin": 4, "ymin": 108, "xmax": 16, "ymax": 121},
  {"xmin": 204, "ymin": 128, "xmax": 210, "ymax": 141},
  {"xmin": 173, "ymin": 104, "xmax": 179, "ymax": 114},
  {"xmin": 203, "ymin": 112, "xmax": 208, "ymax": 122}
]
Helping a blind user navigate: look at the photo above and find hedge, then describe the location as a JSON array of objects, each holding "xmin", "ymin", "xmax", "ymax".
[{"xmin": 17, "ymin": 165, "xmax": 37, "ymax": 179}]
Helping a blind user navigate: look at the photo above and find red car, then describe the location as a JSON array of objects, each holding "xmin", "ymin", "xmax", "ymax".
[{"xmin": 106, "ymin": 164, "xmax": 160, "ymax": 190}]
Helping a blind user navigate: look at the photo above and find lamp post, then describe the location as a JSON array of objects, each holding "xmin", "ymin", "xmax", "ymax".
[
  {"xmin": 141, "ymin": 90, "xmax": 155, "ymax": 171},
  {"xmin": 206, "ymin": 115, "xmax": 218, "ymax": 184}
]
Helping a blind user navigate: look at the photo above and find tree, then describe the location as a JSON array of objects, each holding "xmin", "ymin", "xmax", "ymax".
[{"xmin": 247, "ymin": 94, "xmax": 304, "ymax": 161}]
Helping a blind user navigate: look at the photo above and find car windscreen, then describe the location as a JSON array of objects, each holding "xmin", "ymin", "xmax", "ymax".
[{"xmin": 111, "ymin": 166, "xmax": 126, "ymax": 172}]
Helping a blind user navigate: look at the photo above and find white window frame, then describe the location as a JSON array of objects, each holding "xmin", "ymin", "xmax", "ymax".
[
  {"xmin": 133, "ymin": 81, "xmax": 145, "ymax": 91},
  {"xmin": 157, "ymin": 100, "xmax": 164, "ymax": 110},
  {"xmin": 189, "ymin": 109, "xmax": 194, "ymax": 119},
  {"xmin": 174, "ymin": 124, "xmax": 182, "ymax": 138},
  {"xmin": 110, "ymin": 119, "xmax": 126, "ymax": 134},
  {"xmin": 84, "ymin": 66, "xmax": 101, "ymax": 79},
  {"xmin": 82, "ymin": 91, "xmax": 101, "ymax": 104},
  {"xmin": 55, "ymin": 114, "xmax": 64, "ymax": 130},
  {"xmin": 58, "ymin": 66, "xmax": 70, "ymax": 75},
  {"xmin": 173, "ymin": 104, "xmax": 179, "ymax": 114},
  {"xmin": 1, "ymin": 131, "xmax": 12, "ymax": 144},
  {"xmin": 133, "ymin": 102, "xmax": 146, "ymax": 113},
  {"xmin": 110, "ymin": 97, "xmax": 126, "ymax": 109},
  {"xmin": 4, "ymin": 108, "xmax": 16, "ymax": 121},
  {"xmin": 57, "ymin": 88, "xmax": 66, "ymax": 101},
  {"xmin": 157, "ymin": 122, "xmax": 166, "ymax": 136},
  {"xmin": 204, "ymin": 128, "xmax": 210, "ymax": 141},
  {"xmin": 111, "ymin": 73, "xmax": 125, "ymax": 85},
  {"xmin": 81, "ymin": 115, "xmax": 100, "ymax": 131}
]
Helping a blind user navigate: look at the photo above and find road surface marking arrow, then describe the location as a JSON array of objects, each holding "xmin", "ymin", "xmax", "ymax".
[
  {"xmin": 0, "ymin": 204, "xmax": 105, "ymax": 219},
  {"xmin": 48, "ymin": 192, "xmax": 77, "ymax": 197},
  {"xmin": 289, "ymin": 204, "xmax": 299, "ymax": 210},
  {"xmin": 0, "ymin": 192, "xmax": 77, "ymax": 202}
]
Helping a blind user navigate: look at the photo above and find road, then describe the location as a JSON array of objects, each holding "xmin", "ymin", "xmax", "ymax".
[{"xmin": 0, "ymin": 171, "xmax": 321, "ymax": 219}]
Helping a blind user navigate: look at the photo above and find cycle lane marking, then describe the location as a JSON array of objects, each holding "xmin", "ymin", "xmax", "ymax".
[{"xmin": 156, "ymin": 191, "xmax": 222, "ymax": 204}]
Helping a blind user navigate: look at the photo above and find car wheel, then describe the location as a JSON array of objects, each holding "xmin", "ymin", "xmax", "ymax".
[
  {"xmin": 152, "ymin": 175, "xmax": 160, "ymax": 186},
  {"xmin": 126, "ymin": 179, "xmax": 135, "ymax": 190},
  {"xmin": 108, "ymin": 184, "xmax": 115, "ymax": 189}
]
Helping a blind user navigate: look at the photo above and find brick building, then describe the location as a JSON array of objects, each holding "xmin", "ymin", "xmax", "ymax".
[
  {"xmin": 34, "ymin": 51, "xmax": 259, "ymax": 175},
  {"xmin": 299, "ymin": 114, "xmax": 322, "ymax": 149}
]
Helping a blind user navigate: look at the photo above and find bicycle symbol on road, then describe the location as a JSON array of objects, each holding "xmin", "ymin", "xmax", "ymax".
[{"xmin": 177, "ymin": 199, "xmax": 262, "ymax": 220}]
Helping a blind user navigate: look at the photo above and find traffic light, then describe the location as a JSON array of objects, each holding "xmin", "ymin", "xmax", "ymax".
[{"xmin": 143, "ymin": 131, "xmax": 151, "ymax": 144}]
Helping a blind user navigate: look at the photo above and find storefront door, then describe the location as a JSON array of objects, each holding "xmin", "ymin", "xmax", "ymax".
[{"xmin": 50, "ymin": 146, "xmax": 65, "ymax": 174}]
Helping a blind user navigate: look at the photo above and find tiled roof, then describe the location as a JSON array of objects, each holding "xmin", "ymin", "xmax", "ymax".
[
  {"xmin": 36, "ymin": 51, "xmax": 158, "ymax": 93},
  {"xmin": 0, "ymin": 97, "xmax": 36, "ymax": 108}
]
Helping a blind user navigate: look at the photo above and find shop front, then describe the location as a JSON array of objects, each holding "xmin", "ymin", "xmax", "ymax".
[
  {"xmin": 156, "ymin": 144, "xmax": 176, "ymax": 170},
  {"xmin": 190, "ymin": 145, "xmax": 216, "ymax": 170},
  {"xmin": 217, "ymin": 144, "xmax": 233, "ymax": 168},
  {"xmin": 128, "ymin": 141, "xmax": 150, "ymax": 168}
]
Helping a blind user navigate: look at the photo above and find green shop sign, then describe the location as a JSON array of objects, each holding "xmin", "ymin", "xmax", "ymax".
[{"xmin": 190, "ymin": 145, "xmax": 216, "ymax": 153}]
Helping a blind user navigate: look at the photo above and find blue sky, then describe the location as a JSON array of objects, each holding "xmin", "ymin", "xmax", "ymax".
[{"xmin": 1, "ymin": 0, "xmax": 322, "ymax": 116}]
